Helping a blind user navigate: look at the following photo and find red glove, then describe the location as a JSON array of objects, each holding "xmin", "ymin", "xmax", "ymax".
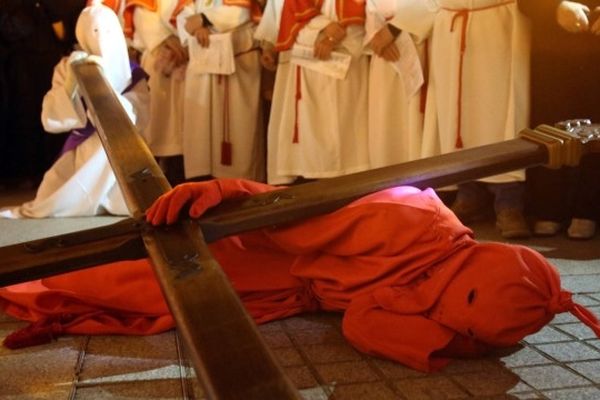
[{"xmin": 145, "ymin": 178, "xmax": 280, "ymax": 225}]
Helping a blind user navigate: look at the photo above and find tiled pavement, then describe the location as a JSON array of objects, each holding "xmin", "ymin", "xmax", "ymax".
[{"xmin": 1, "ymin": 189, "xmax": 599, "ymax": 399}]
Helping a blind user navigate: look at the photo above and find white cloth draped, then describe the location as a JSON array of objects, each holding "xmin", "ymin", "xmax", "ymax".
[
  {"xmin": 420, "ymin": 0, "xmax": 530, "ymax": 183},
  {"xmin": 365, "ymin": 0, "xmax": 426, "ymax": 168},
  {"xmin": 178, "ymin": 2, "xmax": 264, "ymax": 180},
  {"xmin": 267, "ymin": 0, "xmax": 369, "ymax": 184},
  {"xmin": 0, "ymin": 3, "xmax": 150, "ymax": 219}
]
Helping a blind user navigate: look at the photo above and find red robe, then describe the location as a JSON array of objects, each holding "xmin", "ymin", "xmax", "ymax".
[
  {"xmin": 0, "ymin": 185, "xmax": 482, "ymax": 371},
  {"xmin": 2, "ymin": 180, "xmax": 598, "ymax": 372}
]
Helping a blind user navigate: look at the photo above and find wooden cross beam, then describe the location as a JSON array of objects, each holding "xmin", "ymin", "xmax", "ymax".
[
  {"xmin": 3, "ymin": 122, "xmax": 597, "ymax": 286},
  {"xmin": 1, "ymin": 61, "xmax": 599, "ymax": 398},
  {"xmin": 13, "ymin": 61, "xmax": 300, "ymax": 400}
]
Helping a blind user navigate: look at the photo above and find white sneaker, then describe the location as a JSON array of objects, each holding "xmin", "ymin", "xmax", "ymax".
[
  {"xmin": 567, "ymin": 218, "xmax": 596, "ymax": 240},
  {"xmin": 533, "ymin": 220, "xmax": 561, "ymax": 237}
]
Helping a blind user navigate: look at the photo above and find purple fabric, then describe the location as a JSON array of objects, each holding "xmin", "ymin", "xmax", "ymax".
[
  {"xmin": 59, "ymin": 120, "xmax": 95, "ymax": 155},
  {"xmin": 57, "ymin": 62, "xmax": 148, "ymax": 156}
]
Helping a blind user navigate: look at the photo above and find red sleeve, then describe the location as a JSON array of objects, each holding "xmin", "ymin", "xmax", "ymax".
[{"xmin": 342, "ymin": 292, "xmax": 456, "ymax": 372}]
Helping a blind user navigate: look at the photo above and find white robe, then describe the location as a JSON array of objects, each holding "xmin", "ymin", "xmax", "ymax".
[
  {"xmin": 177, "ymin": 2, "xmax": 264, "ymax": 180},
  {"xmin": 365, "ymin": 0, "xmax": 427, "ymax": 168},
  {"xmin": 254, "ymin": 0, "xmax": 282, "ymax": 46},
  {"xmin": 0, "ymin": 49, "xmax": 149, "ymax": 219},
  {"xmin": 420, "ymin": 0, "xmax": 530, "ymax": 183},
  {"xmin": 267, "ymin": 0, "xmax": 369, "ymax": 185},
  {"xmin": 132, "ymin": 0, "xmax": 185, "ymax": 157}
]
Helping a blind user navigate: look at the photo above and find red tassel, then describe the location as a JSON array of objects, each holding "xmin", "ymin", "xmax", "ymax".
[
  {"xmin": 220, "ymin": 75, "xmax": 232, "ymax": 164},
  {"xmin": 293, "ymin": 66, "xmax": 301, "ymax": 143},
  {"xmin": 455, "ymin": 134, "xmax": 463, "ymax": 149},
  {"xmin": 293, "ymin": 124, "xmax": 299, "ymax": 144},
  {"xmin": 3, "ymin": 320, "xmax": 62, "ymax": 349},
  {"xmin": 221, "ymin": 141, "xmax": 232, "ymax": 166}
]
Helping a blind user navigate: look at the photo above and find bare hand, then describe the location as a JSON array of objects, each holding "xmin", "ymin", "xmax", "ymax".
[
  {"xmin": 322, "ymin": 22, "xmax": 346, "ymax": 44},
  {"xmin": 161, "ymin": 35, "xmax": 188, "ymax": 64},
  {"xmin": 260, "ymin": 45, "xmax": 278, "ymax": 71},
  {"xmin": 314, "ymin": 33, "xmax": 335, "ymax": 60},
  {"xmin": 556, "ymin": 1, "xmax": 590, "ymax": 33},
  {"xmin": 154, "ymin": 48, "xmax": 176, "ymax": 76},
  {"xmin": 194, "ymin": 26, "xmax": 211, "ymax": 47},
  {"xmin": 369, "ymin": 25, "xmax": 395, "ymax": 56},
  {"xmin": 380, "ymin": 42, "xmax": 400, "ymax": 62},
  {"xmin": 185, "ymin": 14, "xmax": 205, "ymax": 35}
]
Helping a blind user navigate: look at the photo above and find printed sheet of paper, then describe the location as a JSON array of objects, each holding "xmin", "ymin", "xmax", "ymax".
[
  {"xmin": 290, "ymin": 44, "xmax": 352, "ymax": 80},
  {"xmin": 188, "ymin": 32, "xmax": 235, "ymax": 75},
  {"xmin": 390, "ymin": 31, "xmax": 424, "ymax": 98}
]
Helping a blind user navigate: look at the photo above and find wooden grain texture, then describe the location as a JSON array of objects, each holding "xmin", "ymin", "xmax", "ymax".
[{"xmin": 72, "ymin": 61, "xmax": 300, "ymax": 400}]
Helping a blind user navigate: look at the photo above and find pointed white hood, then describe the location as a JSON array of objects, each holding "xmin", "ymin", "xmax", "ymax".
[{"xmin": 75, "ymin": 2, "xmax": 131, "ymax": 93}]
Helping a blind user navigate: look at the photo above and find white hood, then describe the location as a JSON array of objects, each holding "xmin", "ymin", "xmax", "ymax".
[{"xmin": 75, "ymin": 2, "xmax": 131, "ymax": 93}]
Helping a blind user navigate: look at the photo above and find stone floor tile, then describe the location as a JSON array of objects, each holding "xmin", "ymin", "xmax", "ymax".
[
  {"xmin": 80, "ymin": 333, "xmax": 178, "ymax": 380},
  {"xmin": 329, "ymin": 382, "xmax": 398, "ymax": 400},
  {"xmin": 450, "ymin": 370, "xmax": 523, "ymax": 397},
  {"xmin": 443, "ymin": 357, "xmax": 506, "ymax": 374},
  {"xmin": 550, "ymin": 312, "xmax": 578, "ymax": 324},
  {"xmin": 523, "ymin": 326, "xmax": 573, "ymax": 344},
  {"xmin": 535, "ymin": 341, "xmax": 600, "ymax": 362},
  {"xmin": 77, "ymin": 364, "xmax": 188, "ymax": 386},
  {"xmin": 0, "ymin": 331, "xmax": 82, "ymax": 398},
  {"xmin": 561, "ymin": 275, "xmax": 600, "ymax": 293},
  {"xmin": 299, "ymin": 385, "xmax": 330, "ymax": 400},
  {"xmin": 542, "ymin": 386, "xmax": 600, "ymax": 400},
  {"xmin": 589, "ymin": 293, "xmax": 600, "ymax": 302},
  {"xmin": 586, "ymin": 339, "xmax": 600, "ymax": 351},
  {"xmin": 394, "ymin": 376, "xmax": 468, "ymax": 399},
  {"xmin": 566, "ymin": 360, "xmax": 600, "ymax": 383},
  {"xmin": 573, "ymin": 294, "xmax": 600, "ymax": 306},
  {"xmin": 285, "ymin": 365, "xmax": 320, "ymax": 389},
  {"xmin": 273, "ymin": 346, "xmax": 305, "ymax": 367},
  {"xmin": 74, "ymin": 380, "xmax": 183, "ymax": 399},
  {"xmin": 256, "ymin": 320, "xmax": 285, "ymax": 333},
  {"xmin": 512, "ymin": 365, "xmax": 590, "ymax": 390},
  {"xmin": 288, "ymin": 327, "xmax": 346, "ymax": 346},
  {"xmin": 370, "ymin": 358, "xmax": 427, "ymax": 379},
  {"xmin": 500, "ymin": 346, "xmax": 554, "ymax": 367},
  {"xmin": 261, "ymin": 329, "xmax": 293, "ymax": 348},
  {"xmin": 2, "ymin": 389, "xmax": 73, "ymax": 400},
  {"xmin": 315, "ymin": 361, "xmax": 380, "ymax": 385},
  {"xmin": 174, "ymin": 344, "xmax": 207, "ymax": 400},
  {"xmin": 504, "ymin": 393, "xmax": 545, "ymax": 399},
  {"xmin": 302, "ymin": 343, "xmax": 362, "ymax": 364},
  {"xmin": 173, "ymin": 343, "xmax": 205, "ymax": 398},
  {"xmin": 284, "ymin": 315, "xmax": 338, "ymax": 331},
  {"xmin": 554, "ymin": 260, "xmax": 600, "ymax": 276},
  {"xmin": 554, "ymin": 322, "xmax": 600, "ymax": 340},
  {"xmin": 504, "ymin": 381, "xmax": 538, "ymax": 396}
]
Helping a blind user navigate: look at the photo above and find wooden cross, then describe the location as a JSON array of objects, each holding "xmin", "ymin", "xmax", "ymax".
[{"xmin": 1, "ymin": 61, "xmax": 598, "ymax": 399}]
